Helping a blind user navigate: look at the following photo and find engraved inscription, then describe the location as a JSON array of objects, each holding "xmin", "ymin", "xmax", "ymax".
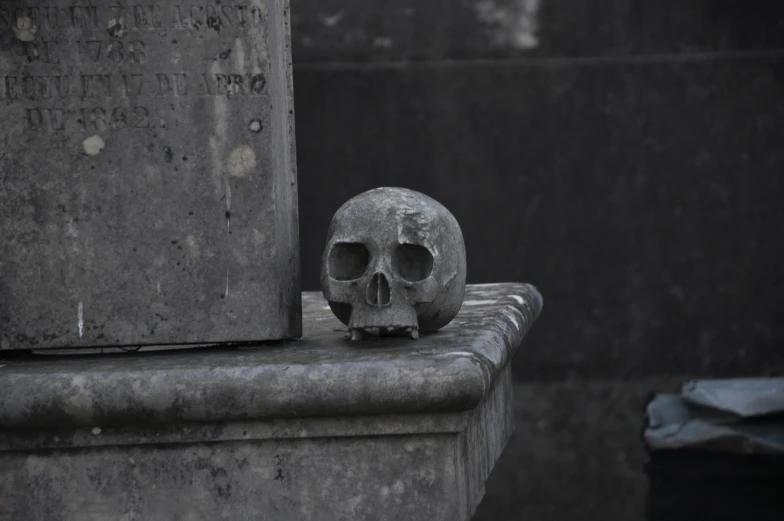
[
  {"xmin": 0, "ymin": 72, "xmax": 267, "ymax": 100},
  {"xmin": 75, "ymin": 39, "xmax": 147, "ymax": 64},
  {"xmin": 0, "ymin": 4, "xmax": 265, "ymax": 32},
  {"xmin": 1, "ymin": 3, "xmax": 269, "ymax": 132}
]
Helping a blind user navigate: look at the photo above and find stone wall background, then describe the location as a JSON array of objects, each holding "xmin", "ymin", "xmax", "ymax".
[{"xmin": 288, "ymin": 1, "xmax": 784, "ymax": 518}]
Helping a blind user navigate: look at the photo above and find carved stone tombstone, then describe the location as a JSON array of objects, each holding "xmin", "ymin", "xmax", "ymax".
[{"xmin": 0, "ymin": 0, "xmax": 300, "ymax": 350}]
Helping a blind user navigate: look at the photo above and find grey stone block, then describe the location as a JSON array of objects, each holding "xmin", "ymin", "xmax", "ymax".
[
  {"xmin": 0, "ymin": 283, "xmax": 542, "ymax": 520},
  {"xmin": 0, "ymin": 0, "xmax": 301, "ymax": 350}
]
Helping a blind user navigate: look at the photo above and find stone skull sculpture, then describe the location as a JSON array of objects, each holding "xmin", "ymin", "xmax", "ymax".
[{"xmin": 321, "ymin": 187, "xmax": 467, "ymax": 340}]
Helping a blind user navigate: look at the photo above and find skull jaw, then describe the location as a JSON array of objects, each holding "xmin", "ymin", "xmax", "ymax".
[{"xmin": 347, "ymin": 305, "xmax": 419, "ymax": 340}]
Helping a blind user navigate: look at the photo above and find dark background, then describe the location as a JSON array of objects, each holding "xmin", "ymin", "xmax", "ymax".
[{"xmin": 289, "ymin": 1, "xmax": 784, "ymax": 518}]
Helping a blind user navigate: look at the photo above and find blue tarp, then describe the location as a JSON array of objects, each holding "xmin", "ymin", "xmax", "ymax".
[{"xmin": 644, "ymin": 378, "xmax": 784, "ymax": 454}]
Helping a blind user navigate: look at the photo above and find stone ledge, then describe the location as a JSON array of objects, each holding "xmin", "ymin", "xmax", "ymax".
[
  {"xmin": 0, "ymin": 366, "xmax": 517, "ymax": 521},
  {"xmin": 0, "ymin": 283, "xmax": 541, "ymax": 431}
]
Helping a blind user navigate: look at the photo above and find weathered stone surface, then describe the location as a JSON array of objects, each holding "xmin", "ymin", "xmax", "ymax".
[
  {"xmin": 288, "ymin": 0, "xmax": 784, "ymax": 63},
  {"xmin": 0, "ymin": 283, "xmax": 541, "ymax": 520},
  {"xmin": 0, "ymin": 0, "xmax": 300, "ymax": 350}
]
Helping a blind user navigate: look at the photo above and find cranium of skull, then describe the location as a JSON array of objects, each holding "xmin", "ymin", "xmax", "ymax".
[{"xmin": 321, "ymin": 187, "xmax": 467, "ymax": 340}]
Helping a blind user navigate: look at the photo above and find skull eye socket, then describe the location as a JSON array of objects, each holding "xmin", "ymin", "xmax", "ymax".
[
  {"xmin": 328, "ymin": 242, "xmax": 370, "ymax": 281},
  {"xmin": 394, "ymin": 244, "xmax": 434, "ymax": 282}
]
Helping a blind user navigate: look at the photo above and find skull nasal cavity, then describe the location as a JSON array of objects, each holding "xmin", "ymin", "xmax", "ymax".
[{"xmin": 367, "ymin": 272, "xmax": 391, "ymax": 306}]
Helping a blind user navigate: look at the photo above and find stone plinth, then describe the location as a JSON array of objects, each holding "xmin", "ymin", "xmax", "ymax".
[{"xmin": 0, "ymin": 283, "xmax": 542, "ymax": 521}]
